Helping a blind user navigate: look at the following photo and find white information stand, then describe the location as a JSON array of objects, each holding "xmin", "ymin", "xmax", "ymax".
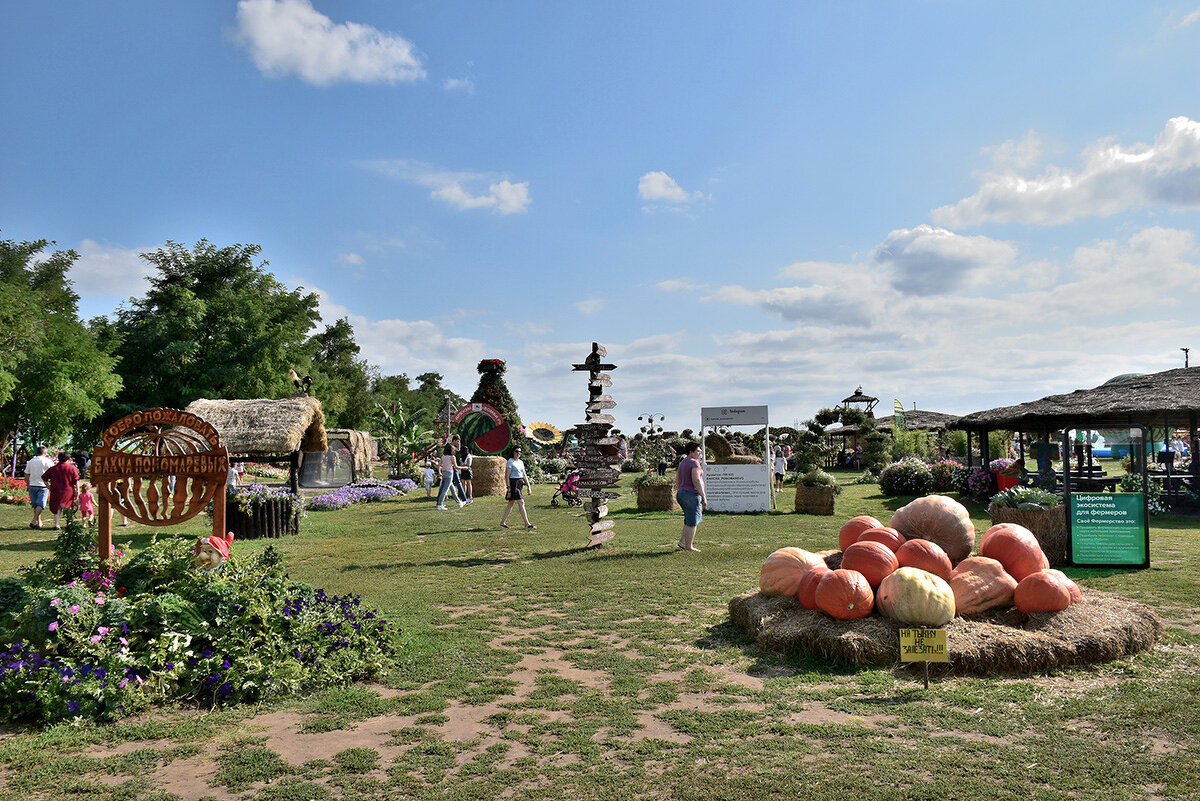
[{"xmin": 700, "ymin": 405, "xmax": 771, "ymax": 513}]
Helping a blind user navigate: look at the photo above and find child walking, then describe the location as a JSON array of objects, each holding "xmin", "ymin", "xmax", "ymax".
[
  {"xmin": 77, "ymin": 480, "xmax": 96, "ymax": 524},
  {"xmin": 421, "ymin": 462, "xmax": 435, "ymax": 497}
]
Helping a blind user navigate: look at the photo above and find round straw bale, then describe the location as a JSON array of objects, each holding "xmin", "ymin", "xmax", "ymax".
[
  {"xmin": 988, "ymin": 503, "xmax": 1069, "ymax": 567},
  {"xmin": 471, "ymin": 456, "xmax": 508, "ymax": 496},
  {"xmin": 728, "ymin": 587, "xmax": 1160, "ymax": 676}
]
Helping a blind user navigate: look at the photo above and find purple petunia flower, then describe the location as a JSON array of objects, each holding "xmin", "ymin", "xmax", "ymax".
[{"xmin": 48, "ymin": 621, "xmax": 59, "ymax": 632}]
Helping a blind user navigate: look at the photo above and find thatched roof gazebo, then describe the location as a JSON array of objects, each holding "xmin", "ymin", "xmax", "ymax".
[
  {"xmin": 185, "ymin": 397, "xmax": 328, "ymax": 492},
  {"xmin": 827, "ymin": 409, "xmax": 961, "ymax": 437},
  {"xmin": 952, "ymin": 366, "xmax": 1200, "ymax": 494}
]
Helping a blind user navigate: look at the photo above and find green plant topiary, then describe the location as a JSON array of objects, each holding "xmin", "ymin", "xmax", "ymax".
[{"xmin": 799, "ymin": 468, "xmax": 842, "ymax": 494}]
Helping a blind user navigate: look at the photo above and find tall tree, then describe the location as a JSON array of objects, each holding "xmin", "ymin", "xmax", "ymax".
[
  {"xmin": 306, "ymin": 317, "xmax": 375, "ymax": 429},
  {"xmin": 0, "ymin": 239, "xmax": 122, "ymax": 451},
  {"xmin": 109, "ymin": 240, "xmax": 319, "ymax": 413}
]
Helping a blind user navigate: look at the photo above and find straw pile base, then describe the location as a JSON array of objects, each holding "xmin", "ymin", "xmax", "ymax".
[
  {"xmin": 471, "ymin": 456, "xmax": 508, "ymax": 496},
  {"xmin": 729, "ymin": 588, "xmax": 1161, "ymax": 675},
  {"xmin": 795, "ymin": 485, "xmax": 836, "ymax": 515},
  {"xmin": 988, "ymin": 504, "xmax": 1068, "ymax": 567},
  {"xmin": 637, "ymin": 484, "xmax": 678, "ymax": 511}
]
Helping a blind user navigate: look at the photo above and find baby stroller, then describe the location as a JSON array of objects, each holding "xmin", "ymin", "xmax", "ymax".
[{"xmin": 550, "ymin": 470, "xmax": 583, "ymax": 507}]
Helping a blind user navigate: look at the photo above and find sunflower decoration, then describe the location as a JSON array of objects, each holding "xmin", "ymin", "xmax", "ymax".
[{"xmin": 525, "ymin": 422, "xmax": 564, "ymax": 448}]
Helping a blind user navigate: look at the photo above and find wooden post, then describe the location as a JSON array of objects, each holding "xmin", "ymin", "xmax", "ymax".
[
  {"xmin": 213, "ymin": 486, "xmax": 226, "ymax": 537},
  {"xmin": 98, "ymin": 496, "xmax": 112, "ymax": 563}
]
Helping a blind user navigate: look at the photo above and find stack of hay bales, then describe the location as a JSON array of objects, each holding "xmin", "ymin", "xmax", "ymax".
[
  {"xmin": 987, "ymin": 503, "xmax": 1069, "ymax": 567},
  {"xmin": 472, "ymin": 456, "xmax": 508, "ymax": 496}
]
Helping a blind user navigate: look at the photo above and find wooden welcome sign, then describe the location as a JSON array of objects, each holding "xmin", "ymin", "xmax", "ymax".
[{"xmin": 91, "ymin": 408, "xmax": 229, "ymax": 561}]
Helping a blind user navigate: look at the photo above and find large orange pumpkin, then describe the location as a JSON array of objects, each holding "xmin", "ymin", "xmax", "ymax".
[
  {"xmin": 796, "ymin": 565, "xmax": 830, "ymax": 609},
  {"xmin": 979, "ymin": 522, "xmax": 1037, "ymax": 553},
  {"xmin": 948, "ymin": 556, "xmax": 1018, "ymax": 616},
  {"xmin": 815, "ymin": 569, "xmax": 874, "ymax": 619},
  {"xmin": 1014, "ymin": 570, "xmax": 1072, "ymax": 613},
  {"xmin": 759, "ymin": 547, "xmax": 826, "ymax": 597},
  {"xmin": 838, "ymin": 515, "xmax": 883, "ymax": 551},
  {"xmin": 1043, "ymin": 569, "xmax": 1083, "ymax": 604},
  {"xmin": 876, "ymin": 567, "xmax": 955, "ymax": 626},
  {"xmin": 856, "ymin": 526, "xmax": 906, "ymax": 553},
  {"xmin": 895, "ymin": 538, "xmax": 953, "ymax": 581},
  {"xmin": 888, "ymin": 495, "xmax": 975, "ymax": 564},
  {"xmin": 840, "ymin": 540, "xmax": 899, "ymax": 587},
  {"xmin": 980, "ymin": 528, "xmax": 1049, "ymax": 582}
]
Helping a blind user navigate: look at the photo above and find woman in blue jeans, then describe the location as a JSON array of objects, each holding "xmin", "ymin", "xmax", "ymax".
[
  {"xmin": 675, "ymin": 442, "xmax": 707, "ymax": 551},
  {"xmin": 435, "ymin": 439, "xmax": 467, "ymax": 509}
]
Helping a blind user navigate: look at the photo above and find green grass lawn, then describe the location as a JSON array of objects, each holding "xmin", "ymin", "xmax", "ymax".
[{"xmin": 1, "ymin": 473, "xmax": 1198, "ymax": 800}]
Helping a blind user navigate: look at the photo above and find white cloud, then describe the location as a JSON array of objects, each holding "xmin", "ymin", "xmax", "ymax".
[
  {"xmin": 655, "ymin": 279, "xmax": 707, "ymax": 293},
  {"xmin": 638, "ymin": 171, "xmax": 704, "ymax": 205},
  {"xmin": 983, "ymin": 130, "xmax": 1042, "ymax": 172},
  {"xmin": 1175, "ymin": 8, "xmax": 1200, "ymax": 28},
  {"xmin": 442, "ymin": 77, "xmax": 474, "ymax": 93},
  {"xmin": 574, "ymin": 298, "xmax": 606, "ymax": 315},
  {"xmin": 233, "ymin": 0, "xmax": 425, "ymax": 87},
  {"xmin": 68, "ymin": 240, "xmax": 156, "ymax": 299},
  {"xmin": 933, "ymin": 117, "xmax": 1200, "ymax": 226},
  {"xmin": 356, "ymin": 159, "xmax": 531, "ymax": 214},
  {"xmin": 871, "ymin": 225, "xmax": 1018, "ymax": 294},
  {"xmin": 338, "ymin": 252, "xmax": 365, "ymax": 265}
]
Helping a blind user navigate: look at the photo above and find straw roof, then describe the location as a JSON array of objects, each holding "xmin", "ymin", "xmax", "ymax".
[
  {"xmin": 326, "ymin": 428, "xmax": 373, "ymax": 475},
  {"xmin": 826, "ymin": 409, "xmax": 960, "ymax": 437},
  {"xmin": 728, "ymin": 588, "xmax": 1160, "ymax": 675},
  {"xmin": 185, "ymin": 397, "xmax": 328, "ymax": 455},
  {"xmin": 953, "ymin": 366, "xmax": 1200, "ymax": 431}
]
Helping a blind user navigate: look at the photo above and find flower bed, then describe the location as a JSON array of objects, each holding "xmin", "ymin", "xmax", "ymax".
[
  {"xmin": 308, "ymin": 478, "xmax": 415, "ymax": 511},
  {"xmin": 0, "ymin": 518, "xmax": 399, "ymax": 723},
  {"xmin": 0, "ymin": 477, "xmax": 29, "ymax": 505}
]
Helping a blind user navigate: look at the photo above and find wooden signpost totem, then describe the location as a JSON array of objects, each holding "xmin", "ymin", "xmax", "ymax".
[
  {"xmin": 572, "ymin": 343, "xmax": 622, "ymax": 548},
  {"xmin": 90, "ymin": 408, "xmax": 230, "ymax": 562}
]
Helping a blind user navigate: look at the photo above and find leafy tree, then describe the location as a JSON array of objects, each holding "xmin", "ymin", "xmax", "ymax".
[
  {"xmin": 0, "ymin": 239, "xmax": 122, "ymax": 451},
  {"xmin": 108, "ymin": 240, "xmax": 319, "ymax": 413},
  {"xmin": 370, "ymin": 371, "xmax": 464, "ymax": 428},
  {"xmin": 373, "ymin": 401, "xmax": 434, "ymax": 475},
  {"xmin": 306, "ymin": 317, "xmax": 375, "ymax": 429}
]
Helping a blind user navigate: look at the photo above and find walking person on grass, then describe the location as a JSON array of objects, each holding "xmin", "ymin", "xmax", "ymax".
[
  {"xmin": 499, "ymin": 445, "xmax": 535, "ymax": 530},
  {"xmin": 676, "ymin": 441, "xmax": 706, "ymax": 551}
]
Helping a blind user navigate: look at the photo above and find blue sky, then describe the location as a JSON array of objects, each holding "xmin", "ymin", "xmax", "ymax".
[{"xmin": 4, "ymin": 1, "xmax": 1200, "ymax": 433}]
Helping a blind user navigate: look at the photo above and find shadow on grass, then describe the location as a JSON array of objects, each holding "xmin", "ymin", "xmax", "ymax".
[{"xmin": 342, "ymin": 545, "xmax": 680, "ymax": 571}]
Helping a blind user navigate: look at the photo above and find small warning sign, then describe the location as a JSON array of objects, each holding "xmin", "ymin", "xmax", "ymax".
[{"xmin": 899, "ymin": 628, "xmax": 948, "ymax": 662}]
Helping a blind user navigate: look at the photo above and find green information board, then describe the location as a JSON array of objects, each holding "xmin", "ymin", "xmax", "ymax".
[{"xmin": 1068, "ymin": 492, "xmax": 1149, "ymax": 568}]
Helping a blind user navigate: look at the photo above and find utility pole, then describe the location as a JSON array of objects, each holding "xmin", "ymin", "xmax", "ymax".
[{"xmin": 1183, "ymin": 348, "xmax": 1190, "ymax": 368}]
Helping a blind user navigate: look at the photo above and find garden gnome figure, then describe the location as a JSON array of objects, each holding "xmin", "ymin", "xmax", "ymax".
[{"xmin": 194, "ymin": 531, "xmax": 235, "ymax": 572}]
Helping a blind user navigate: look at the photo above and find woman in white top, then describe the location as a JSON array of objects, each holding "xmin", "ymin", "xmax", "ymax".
[
  {"xmin": 459, "ymin": 448, "xmax": 474, "ymax": 502},
  {"xmin": 499, "ymin": 445, "xmax": 535, "ymax": 529},
  {"xmin": 772, "ymin": 446, "xmax": 786, "ymax": 492},
  {"xmin": 435, "ymin": 440, "xmax": 467, "ymax": 509}
]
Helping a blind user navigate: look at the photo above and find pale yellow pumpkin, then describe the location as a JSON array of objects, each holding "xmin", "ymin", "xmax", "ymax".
[
  {"xmin": 759, "ymin": 547, "xmax": 826, "ymax": 597},
  {"xmin": 876, "ymin": 567, "xmax": 955, "ymax": 626}
]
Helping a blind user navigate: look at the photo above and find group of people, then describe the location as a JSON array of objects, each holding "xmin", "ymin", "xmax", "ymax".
[
  {"xmin": 23, "ymin": 446, "xmax": 96, "ymax": 529},
  {"xmin": 421, "ymin": 435, "xmax": 476, "ymax": 510}
]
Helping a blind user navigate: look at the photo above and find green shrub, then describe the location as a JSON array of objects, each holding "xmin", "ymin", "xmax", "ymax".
[
  {"xmin": 632, "ymin": 473, "xmax": 673, "ymax": 489},
  {"xmin": 799, "ymin": 469, "xmax": 842, "ymax": 494},
  {"xmin": 989, "ymin": 486, "xmax": 1062, "ymax": 510}
]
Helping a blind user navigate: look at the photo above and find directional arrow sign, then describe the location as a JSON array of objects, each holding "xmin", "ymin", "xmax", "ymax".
[
  {"xmin": 586, "ymin": 399, "xmax": 617, "ymax": 410},
  {"xmin": 590, "ymin": 520, "xmax": 615, "ymax": 534},
  {"xmin": 578, "ymin": 490, "xmax": 622, "ymax": 499},
  {"xmin": 578, "ymin": 480, "xmax": 620, "ymax": 490},
  {"xmin": 587, "ymin": 530, "xmax": 616, "ymax": 548},
  {"xmin": 585, "ymin": 413, "xmax": 615, "ymax": 424},
  {"xmin": 588, "ymin": 373, "xmax": 613, "ymax": 387},
  {"xmin": 572, "ymin": 363, "xmax": 618, "ymax": 372},
  {"xmin": 587, "ymin": 504, "xmax": 608, "ymax": 521}
]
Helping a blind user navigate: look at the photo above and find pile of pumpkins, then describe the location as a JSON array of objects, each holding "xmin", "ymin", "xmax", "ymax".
[{"xmin": 760, "ymin": 494, "xmax": 1083, "ymax": 627}]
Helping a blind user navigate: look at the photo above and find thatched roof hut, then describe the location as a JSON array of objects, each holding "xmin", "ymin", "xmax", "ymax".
[
  {"xmin": 325, "ymin": 428, "xmax": 373, "ymax": 479},
  {"xmin": 185, "ymin": 397, "xmax": 328, "ymax": 455},
  {"xmin": 953, "ymin": 367, "xmax": 1200, "ymax": 431}
]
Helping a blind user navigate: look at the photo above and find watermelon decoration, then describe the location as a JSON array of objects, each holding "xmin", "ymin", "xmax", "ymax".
[{"xmin": 453, "ymin": 402, "xmax": 511, "ymax": 455}]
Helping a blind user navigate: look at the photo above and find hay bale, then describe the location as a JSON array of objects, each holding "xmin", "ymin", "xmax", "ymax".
[
  {"xmin": 988, "ymin": 503, "xmax": 1069, "ymax": 567},
  {"xmin": 705, "ymin": 433, "xmax": 733, "ymax": 459},
  {"xmin": 637, "ymin": 483, "xmax": 678, "ymax": 511},
  {"xmin": 472, "ymin": 456, "xmax": 507, "ymax": 496},
  {"xmin": 728, "ymin": 587, "xmax": 1161, "ymax": 675},
  {"xmin": 795, "ymin": 485, "xmax": 836, "ymax": 515}
]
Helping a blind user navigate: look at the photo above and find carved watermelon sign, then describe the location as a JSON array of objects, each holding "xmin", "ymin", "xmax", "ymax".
[{"xmin": 452, "ymin": 402, "xmax": 511, "ymax": 455}]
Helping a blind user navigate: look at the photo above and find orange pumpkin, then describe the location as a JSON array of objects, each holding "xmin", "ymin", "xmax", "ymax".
[
  {"xmin": 980, "ymin": 528, "xmax": 1049, "ymax": 582},
  {"xmin": 759, "ymin": 547, "xmax": 826, "ymax": 597},
  {"xmin": 796, "ymin": 565, "xmax": 830, "ymax": 609},
  {"xmin": 815, "ymin": 569, "xmax": 874, "ymax": 619},
  {"xmin": 856, "ymin": 526, "xmax": 906, "ymax": 553},
  {"xmin": 888, "ymin": 495, "xmax": 975, "ymax": 564},
  {"xmin": 1014, "ymin": 570, "xmax": 1072, "ymax": 613},
  {"xmin": 1043, "ymin": 569, "xmax": 1083, "ymax": 604},
  {"xmin": 948, "ymin": 556, "xmax": 1018, "ymax": 616},
  {"xmin": 838, "ymin": 515, "xmax": 883, "ymax": 551},
  {"xmin": 840, "ymin": 540, "xmax": 899, "ymax": 587},
  {"xmin": 895, "ymin": 538, "xmax": 953, "ymax": 581},
  {"xmin": 979, "ymin": 522, "xmax": 1037, "ymax": 552}
]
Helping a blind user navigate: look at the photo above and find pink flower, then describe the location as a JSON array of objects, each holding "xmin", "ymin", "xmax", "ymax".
[
  {"xmin": 90, "ymin": 635, "xmax": 101, "ymax": 642},
  {"xmin": 97, "ymin": 626, "xmax": 109, "ymax": 636},
  {"xmin": 50, "ymin": 598, "xmax": 60, "ymax": 608},
  {"xmin": 94, "ymin": 596, "xmax": 106, "ymax": 605},
  {"xmin": 119, "ymin": 637, "xmax": 128, "ymax": 646},
  {"xmin": 48, "ymin": 621, "xmax": 59, "ymax": 632},
  {"xmin": 69, "ymin": 605, "xmax": 80, "ymax": 615}
]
